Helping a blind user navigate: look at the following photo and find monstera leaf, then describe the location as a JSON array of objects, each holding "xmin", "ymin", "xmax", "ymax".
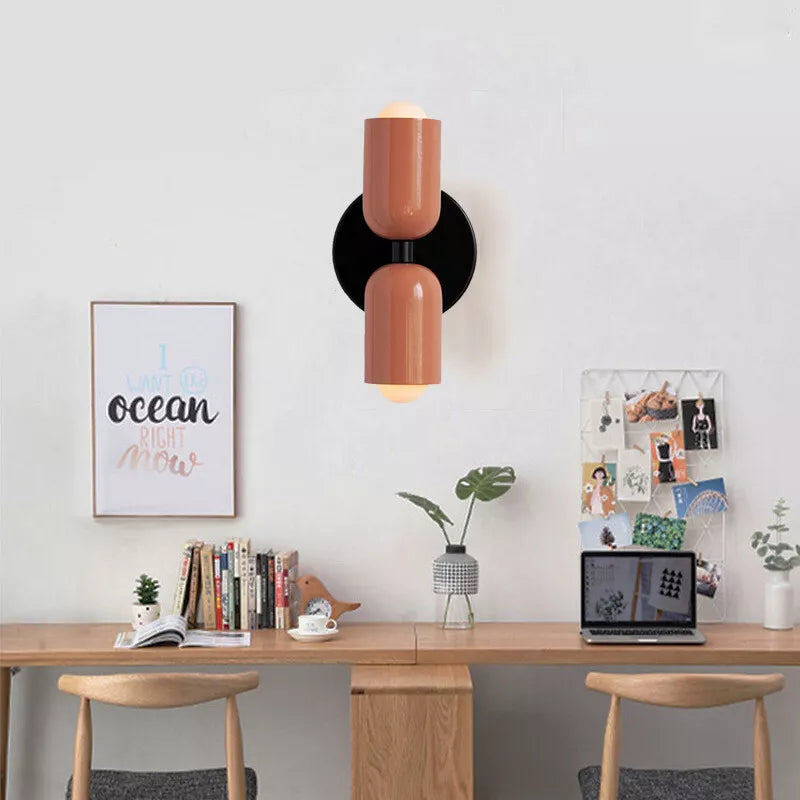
[
  {"xmin": 455, "ymin": 466, "xmax": 516, "ymax": 502},
  {"xmin": 397, "ymin": 492, "xmax": 454, "ymax": 543}
]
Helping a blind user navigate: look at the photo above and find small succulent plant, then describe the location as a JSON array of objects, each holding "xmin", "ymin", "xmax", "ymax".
[{"xmin": 133, "ymin": 574, "xmax": 160, "ymax": 605}]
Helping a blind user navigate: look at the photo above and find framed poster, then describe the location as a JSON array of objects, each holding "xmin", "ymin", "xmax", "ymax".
[{"xmin": 91, "ymin": 302, "xmax": 236, "ymax": 517}]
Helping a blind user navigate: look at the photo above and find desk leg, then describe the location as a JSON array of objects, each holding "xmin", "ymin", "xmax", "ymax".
[
  {"xmin": 1, "ymin": 666, "xmax": 10, "ymax": 800},
  {"xmin": 350, "ymin": 665, "xmax": 473, "ymax": 800}
]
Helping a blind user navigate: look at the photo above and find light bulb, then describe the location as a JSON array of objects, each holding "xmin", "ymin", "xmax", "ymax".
[
  {"xmin": 377, "ymin": 384, "xmax": 427, "ymax": 403},
  {"xmin": 377, "ymin": 102, "xmax": 428, "ymax": 119}
]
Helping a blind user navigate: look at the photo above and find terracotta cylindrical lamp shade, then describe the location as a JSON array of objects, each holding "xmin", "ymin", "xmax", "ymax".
[
  {"xmin": 365, "ymin": 263, "xmax": 442, "ymax": 386},
  {"xmin": 363, "ymin": 118, "xmax": 442, "ymax": 240}
]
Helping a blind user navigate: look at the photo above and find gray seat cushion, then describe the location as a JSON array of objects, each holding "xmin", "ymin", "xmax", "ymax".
[
  {"xmin": 66, "ymin": 767, "xmax": 257, "ymax": 800},
  {"xmin": 578, "ymin": 765, "xmax": 754, "ymax": 800}
]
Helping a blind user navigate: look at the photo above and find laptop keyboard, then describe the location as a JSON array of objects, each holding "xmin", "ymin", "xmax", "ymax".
[{"xmin": 589, "ymin": 628, "xmax": 695, "ymax": 636}]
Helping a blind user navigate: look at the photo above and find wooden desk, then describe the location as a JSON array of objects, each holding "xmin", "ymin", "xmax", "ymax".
[
  {"xmin": 0, "ymin": 622, "xmax": 416, "ymax": 667},
  {"xmin": 2, "ymin": 621, "xmax": 798, "ymax": 800},
  {"xmin": 0, "ymin": 622, "xmax": 416, "ymax": 800},
  {"xmin": 416, "ymin": 622, "xmax": 800, "ymax": 665}
]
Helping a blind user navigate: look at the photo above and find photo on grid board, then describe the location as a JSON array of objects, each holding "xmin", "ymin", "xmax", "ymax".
[
  {"xmin": 589, "ymin": 396, "xmax": 625, "ymax": 450},
  {"xmin": 581, "ymin": 461, "xmax": 617, "ymax": 516},
  {"xmin": 673, "ymin": 478, "xmax": 728, "ymax": 519},
  {"xmin": 617, "ymin": 448, "xmax": 652, "ymax": 502},
  {"xmin": 632, "ymin": 512, "xmax": 687, "ymax": 550},
  {"xmin": 681, "ymin": 397, "xmax": 719, "ymax": 450},
  {"xmin": 650, "ymin": 429, "xmax": 687, "ymax": 485},
  {"xmin": 625, "ymin": 384, "xmax": 679, "ymax": 423},
  {"xmin": 696, "ymin": 557, "xmax": 722, "ymax": 598},
  {"xmin": 578, "ymin": 513, "xmax": 633, "ymax": 551}
]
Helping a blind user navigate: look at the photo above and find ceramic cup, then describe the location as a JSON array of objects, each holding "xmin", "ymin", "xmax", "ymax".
[{"xmin": 298, "ymin": 614, "xmax": 337, "ymax": 634}]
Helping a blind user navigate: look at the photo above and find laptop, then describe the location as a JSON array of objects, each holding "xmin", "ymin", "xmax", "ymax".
[{"xmin": 580, "ymin": 550, "xmax": 706, "ymax": 644}]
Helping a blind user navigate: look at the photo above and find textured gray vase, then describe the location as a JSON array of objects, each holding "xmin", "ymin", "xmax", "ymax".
[{"xmin": 433, "ymin": 544, "xmax": 478, "ymax": 628}]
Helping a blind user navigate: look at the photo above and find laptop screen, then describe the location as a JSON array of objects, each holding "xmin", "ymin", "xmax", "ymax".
[{"xmin": 582, "ymin": 551, "xmax": 696, "ymax": 627}]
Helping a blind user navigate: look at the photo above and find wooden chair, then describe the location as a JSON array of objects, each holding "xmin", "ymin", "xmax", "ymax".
[
  {"xmin": 579, "ymin": 672, "xmax": 785, "ymax": 800},
  {"xmin": 58, "ymin": 672, "xmax": 259, "ymax": 800}
]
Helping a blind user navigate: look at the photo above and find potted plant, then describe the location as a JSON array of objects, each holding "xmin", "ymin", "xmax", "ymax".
[
  {"xmin": 131, "ymin": 574, "xmax": 161, "ymax": 630},
  {"xmin": 751, "ymin": 498, "xmax": 800, "ymax": 630},
  {"xmin": 399, "ymin": 466, "xmax": 516, "ymax": 629}
]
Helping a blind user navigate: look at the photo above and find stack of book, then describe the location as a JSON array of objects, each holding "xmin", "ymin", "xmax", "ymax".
[{"xmin": 171, "ymin": 539, "xmax": 299, "ymax": 630}]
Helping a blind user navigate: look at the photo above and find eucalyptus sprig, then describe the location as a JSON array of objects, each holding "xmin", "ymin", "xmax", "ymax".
[
  {"xmin": 751, "ymin": 498, "xmax": 800, "ymax": 572},
  {"xmin": 399, "ymin": 466, "xmax": 516, "ymax": 546},
  {"xmin": 134, "ymin": 574, "xmax": 160, "ymax": 605}
]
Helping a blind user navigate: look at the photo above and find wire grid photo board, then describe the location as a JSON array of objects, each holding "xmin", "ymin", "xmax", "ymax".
[{"xmin": 581, "ymin": 370, "xmax": 727, "ymax": 622}]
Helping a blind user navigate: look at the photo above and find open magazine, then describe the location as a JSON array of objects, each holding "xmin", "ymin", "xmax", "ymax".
[{"xmin": 114, "ymin": 614, "xmax": 251, "ymax": 649}]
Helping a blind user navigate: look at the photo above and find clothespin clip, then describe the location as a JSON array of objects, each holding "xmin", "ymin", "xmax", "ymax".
[
  {"xmin": 663, "ymin": 509, "xmax": 672, "ymax": 518},
  {"xmin": 687, "ymin": 476, "xmax": 698, "ymax": 487},
  {"xmin": 601, "ymin": 453, "xmax": 606, "ymax": 466},
  {"xmin": 697, "ymin": 392, "xmax": 704, "ymax": 403},
  {"xmin": 659, "ymin": 381, "xmax": 668, "ymax": 393},
  {"xmin": 631, "ymin": 443, "xmax": 645, "ymax": 454},
  {"xmin": 604, "ymin": 390, "xmax": 610, "ymax": 404}
]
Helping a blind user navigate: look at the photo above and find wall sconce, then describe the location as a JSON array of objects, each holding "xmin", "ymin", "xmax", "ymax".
[{"xmin": 332, "ymin": 103, "xmax": 477, "ymax": 403}]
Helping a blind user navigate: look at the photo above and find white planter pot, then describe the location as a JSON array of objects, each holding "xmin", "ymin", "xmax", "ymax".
[
  {"xmin": 131, "ymin": 602, "xmax": 161, "ymax": 630},
  {"xmin": 764, "ymin": 572, "xmax": 794, "ymax": 631}
]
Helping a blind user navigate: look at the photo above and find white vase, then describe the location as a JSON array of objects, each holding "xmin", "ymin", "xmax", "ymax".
[
  {"xmin": 131, "ymin": 602, "xmax": 161, "ymax": 630},
  {"xmin": 764, "ymin": 572, "xmax": 794, "ymax": 630}
]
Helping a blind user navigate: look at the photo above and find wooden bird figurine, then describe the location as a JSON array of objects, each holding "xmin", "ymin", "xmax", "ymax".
[{"xmin": 297, "ymin": 574, "xmax": 360, "ymax": 620}]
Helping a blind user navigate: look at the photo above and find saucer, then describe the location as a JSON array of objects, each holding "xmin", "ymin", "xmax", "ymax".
[{"xmin": 287, "ymin": 628, "xmax": 339, "ymax": 643}]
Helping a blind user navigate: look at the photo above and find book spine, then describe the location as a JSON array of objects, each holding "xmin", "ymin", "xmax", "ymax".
[
  {"xmin": 200, "ymin": 544, "xmax": 216, "ymax": 630},
  {"xmin": 171, "ymin": 540, "xmax": 194, "ymax": 616},
  {"xmin": 240, "ymin": 538, "xmax": 250, "ymax": 630},
  {"xmin": 281, "ymin": 553, "xmax": 291, "ymax": 629},
  {"xmin": 274, "ymin": 552, "xmax": 284, "ymax": 629},
  {"xmin": 267, "ymin": 551, "xmax": 275, "ymax": 628},
  {"xmin": 221, "ymin": 550, "xmax": 229, "ymax": 631},
  {"xmin": 233, "ymin": 538, "xmax": 241, "ymax": 630},
  {"xmin": 214, "ymin": 546, "xmax": 222, "ymax": 631},
  {"xmin": 185, "ymin": 543, "xmax": 202, "ymax": 628},
  {"xmin": 227, "ymin": 540, "xmax": 235, "ymax": 630},
  {"xmin": 287, "ymin": 550, "xmax": 298, "ymax": 629},
  {"xmin": 255, "ymin": 553, "xmax": 262, "ymax": 630},
  {"xmin": 260, "ymin": 553, "xmax": 267, "ymax": 629},
  {"xmin": 247, "ymin": 555, "xmax": 257, "ymax": 631}
]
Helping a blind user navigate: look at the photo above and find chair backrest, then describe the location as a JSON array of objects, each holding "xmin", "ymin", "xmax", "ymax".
[
  {"xmin": 58, "ymin": 672, "xmax": 259, "ymax": 800},
  {"xmin": 585, "ymin": 672, "xmax": 785, "ymax": 800}
]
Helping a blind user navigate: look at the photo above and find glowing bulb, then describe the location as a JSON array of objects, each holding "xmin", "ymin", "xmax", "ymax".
[
  {"xmin": 377, "ymin": 384, "xmax": 427, "ymax": 403},
  {"xmin": 377, "ymin": 102, "xmax": 428, "ymax": 119}
]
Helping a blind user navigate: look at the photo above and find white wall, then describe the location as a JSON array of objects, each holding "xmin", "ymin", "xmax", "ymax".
[{"xmin": 2, "ymin": 1, "xmax": 799, "ymax": 797}]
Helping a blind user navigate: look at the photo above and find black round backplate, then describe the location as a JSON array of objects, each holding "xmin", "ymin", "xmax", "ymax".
[{"xmin": 332, "ymin": 191, "xmax": 477, "ymax": 312}]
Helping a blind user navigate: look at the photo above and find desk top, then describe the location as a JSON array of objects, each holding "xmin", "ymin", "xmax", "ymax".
[
  {"xmin": 0, "ymin": 623, "xmax": 417, "ymax": 667},
  {"xmin": 416, "ymin": 623, "xmax": 800, "ymax": 666},
  {"xmin": 2, "ymin": 622, "xmax": 798, "ymax": 668}
]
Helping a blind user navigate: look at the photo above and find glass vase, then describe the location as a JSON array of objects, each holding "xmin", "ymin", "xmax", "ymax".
[{"xmin": 433, "ymin": 545, "xmax": 478, "ymax": 629}]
